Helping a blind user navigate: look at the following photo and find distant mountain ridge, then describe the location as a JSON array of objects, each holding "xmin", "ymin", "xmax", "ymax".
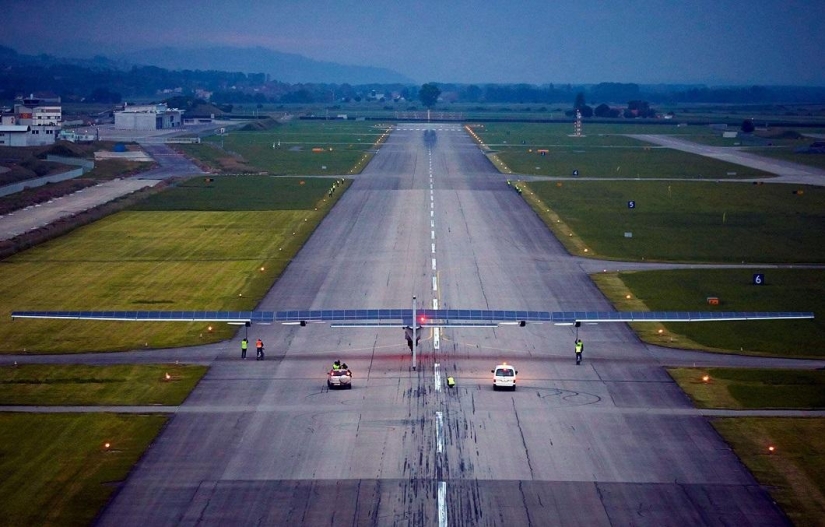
[{"xmin": 111, "ymin": 46, "xmax": 414, "ymax": 84}]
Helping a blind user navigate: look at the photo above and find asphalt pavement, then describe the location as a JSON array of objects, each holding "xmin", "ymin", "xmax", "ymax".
[{"xmin": 38, "ymin": 124, "xmax": 813, "ymax": 526}]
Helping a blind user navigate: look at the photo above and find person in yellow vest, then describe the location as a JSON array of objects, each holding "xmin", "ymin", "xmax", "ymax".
[
  {"xmin": 256, "ymin": 338, "xmax": 264, "ymax": 360},
  {"xmin": 575, "ymin": 339, "xmax": 583, "ymax": 365},
  {"xmin": 241, "ymin": 337, "xmax": 248, "ymax": 359}
]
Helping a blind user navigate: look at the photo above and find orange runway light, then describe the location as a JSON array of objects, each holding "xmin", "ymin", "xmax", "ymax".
[
  {"xmin": 260, "ymin": 266, "xmax": 265, "ymax": 272},
  {"xmin": 702, "ymin": 375, "xmax": 710, "ymax": 383},
  {"xmin": 768, "ymin": 445, "xmax": 776, "ymax": 453},
  {"xmin": 104, "ymin": 442, "xmax": 111, "ymax": 450},
  {"xmin": 625, "ymin": 294, "xmax": 632, "ymax": 299},
  {"xmin": 207, "ymin": 326, "xmax": 213, "ymax": 333},
  {"xmin": 165, "ymin": 372, "xmax": 171, "ymax": 381}
]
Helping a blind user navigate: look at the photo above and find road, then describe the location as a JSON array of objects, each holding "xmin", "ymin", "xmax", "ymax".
[{"xmin": 39, "ymin": 123, "xmax": 805, "ymax": 526}]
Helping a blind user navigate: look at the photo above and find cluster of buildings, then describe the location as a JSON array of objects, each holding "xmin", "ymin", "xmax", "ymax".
[
  {"xmin": 1, "ymin": 96, "xmax": 187, "ymax": 147},
  {"xmin": 0, "ymin": 95, "xmax": 62, "ymax": 147}
]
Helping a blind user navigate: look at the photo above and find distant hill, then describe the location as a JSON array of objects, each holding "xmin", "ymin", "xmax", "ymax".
[{"xmin": 112, "ymin": 46, "xmax": 415, "ymax": 84}]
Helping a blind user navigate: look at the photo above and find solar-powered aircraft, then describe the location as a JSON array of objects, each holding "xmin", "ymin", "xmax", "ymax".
[{"xmin": 11, "ymin": 296, "xmax": 814, "ymax": 369}]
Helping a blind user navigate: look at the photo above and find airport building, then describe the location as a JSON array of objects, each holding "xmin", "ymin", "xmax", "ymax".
[
  {"xmin": 114, "ymin": 103, "xmax": 184, "ymax": 130},
  {"xmin": 0, "ymin": 96, "xmax": 63, "ymax": 146}
]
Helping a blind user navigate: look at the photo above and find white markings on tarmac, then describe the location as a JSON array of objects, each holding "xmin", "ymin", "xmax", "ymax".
[
  {"xmin": 438, "ymin": 481, "xmax": 448, "ymax": 527},
  {"xmin": 428, "ymin": 139, "xmax": 447, "ymax": 524},
  {"xmin": 435, "ymin": 411, "xmax": 444, "ymax": 452}
]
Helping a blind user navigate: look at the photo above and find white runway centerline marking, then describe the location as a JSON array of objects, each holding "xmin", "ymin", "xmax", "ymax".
[
  {"xmin": 434, "ymin": 327, "xmax": 440, "ymax": 350},
  {"xmin": 438, "ymin": 481, "xmax": 447, "ymax": 527},
  {"xmin": 435, "ymin": 411, "xmax": 444, "ymax": 452},
  {"xmin": 432, "ymin": 243, "xmax": 436, "ymax": 253},
  {"xmin": 432, "ymin": 276, "xmax": 438, "ymax": 291},
  {"xmin": 434, "ymin": 363, "xmax": 441, "ymax": 392},
  {"xmin": 432, "ymin": 258, "xmax": 437, "ymax": 270}
]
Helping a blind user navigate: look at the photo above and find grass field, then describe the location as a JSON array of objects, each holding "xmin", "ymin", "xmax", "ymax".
[
  {"xmin": 669, "ymin": 369, "xmax": 825, "ymax": 525},
  {"xmin": 0, "ymin": 412, "xmax": 168, "ymax": 527},
  {"xmin": 130, "ymin": 174, "xmax": 340, "ymax": 211},
  {"xmin": 1, "ymin": 176, "xmax": 349, "ymax": 353},
  {"xmin": 592, "ymin": 269, "xmax": 825, "ymax": 358},
  {"xmin": 179, "ymin": 120, "xmax": 390, "ymax": 175},
  {"xmin": 712, "ymin": 418, "xmax": 825, "ymax": 527},
  {"xmin": 473, "ymin": 122, "xmax": 774, "ymax": 178},
  {"xmin": 522, "ymin": 180, "xmax": 825, "ymax": 263},
  {"xmin": 668, "ymin": 368, "xmax": 825, "ymax": 409},
  {"xmin": 0, "ymin": 364, "xmax": 207, "ymax": 405}
]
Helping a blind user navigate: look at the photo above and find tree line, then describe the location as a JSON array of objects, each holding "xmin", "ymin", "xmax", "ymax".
[{"xmin": 2, "ymin": 46, "xmax": 825, "ymax": 106}]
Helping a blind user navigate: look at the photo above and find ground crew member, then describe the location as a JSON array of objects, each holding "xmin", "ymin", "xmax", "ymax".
[
  {"xmin": 575, "ymin": 339, "xmax": 583, "ymax": 365},
  {"xmin": 256, "ymin": 338, "xmax": 264, "ymax": 360},
  {"xmin": 241, "ymin": 337, "xmax": 248, "ymax": 359},
  {"xmin": 332, "ymin": 360, "xmax": 341, "ymax": 370}
]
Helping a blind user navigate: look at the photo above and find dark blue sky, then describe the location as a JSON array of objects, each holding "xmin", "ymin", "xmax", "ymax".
[{"xmin": 2, "ymin": 0, "xmax": 824, "ymax": 85}]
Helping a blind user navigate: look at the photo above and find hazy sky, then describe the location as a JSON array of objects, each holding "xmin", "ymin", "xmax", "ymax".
[{"xmin": 2, "ymin": 0, "xmax": 824, "ymax": 85}]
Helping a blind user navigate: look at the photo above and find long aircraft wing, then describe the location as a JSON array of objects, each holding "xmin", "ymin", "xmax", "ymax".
[{"xmin": 10, "ymin": 309, "xmax": 815, "ymax": 327}]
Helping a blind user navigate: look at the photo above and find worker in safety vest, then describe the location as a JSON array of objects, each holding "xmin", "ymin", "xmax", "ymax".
[
  {"xmin": 575, "ymin": 339, "xmax": 583, "ymax": 365},
  {"xmin": 332, "ymin": 360, "xmax": 341, "ymax": 371},
  {"xmin": 241, "ymin": 337, "xmax": 248, "ymax": 359},
  {"xmin": 256, "ymin": 339, "xmax": 264, "ymax": 360}
]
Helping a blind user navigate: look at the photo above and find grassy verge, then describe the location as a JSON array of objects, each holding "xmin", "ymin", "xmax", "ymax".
[
  {"xmin": 179, "ymin": 120, "xmax": 391, "ymax": 175},
  {"xmin": 668, "ymin": 368, "xmax": 825, "ymax": 525},
  {"xmin": 667, "ymin": 368, "xmax": 825, "ymax": 409},
  {"xmin": 522, "ymin": 180, "xmax": 825, "ymax": 263},
  {"xmin": 712, "ymin": 418, "xmax": 825, "ymax": 527},
  {"xmin": 0, "ymin": 412, "xmax": 168, "ymax": 527},
  {"xmin": 473, "ymin": 122, "xmax": 774, "ymax": 178},
  {"xmin": 0, "ymin": 364, "xmax": 207, "ymax": 405},
  {"xmin": 1, "ymin": 176, "xmax": 350, "ymax": 353},
  {"xmin": 591, "ymin": 269, "xmax": 825, "ymax": 358}
]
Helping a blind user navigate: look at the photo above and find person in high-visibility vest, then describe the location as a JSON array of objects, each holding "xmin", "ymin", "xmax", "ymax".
[
  {"xmin": 241, "ymin": 337, "xmax": 248, "ymax": 359},
  {"xmin": 575, "ymin": 339, "xmax": 583, "ymax": 365},
  {"xmin": 256, "ymin": 339, "xmax": 264, "ymax": 360}
]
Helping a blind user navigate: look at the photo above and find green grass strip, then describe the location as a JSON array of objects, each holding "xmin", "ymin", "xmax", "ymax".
[
  {"xmin": 524, "ymin": 180, "xmax": 825, "ymax": 263},
  {"xmin": 592, "ymin": 269, "xmax": 825, "ymax": 358},
  {"xmin": 475, "ymin": 122, "xmax": 774, "ymax": 178},
  {"xmin": 712, "ymin": 418, "xmax": 825, "ymax": 527},
  {"xmin": 0, "ymin": 364, "xmax": 207, "ymax": 405},
  {"xmin": 1, "ymin": 177, "xmax": 350, "ymax": 354},
  {"xmin": 668, "ymin": 367, "xmax": 825, "ymax": 409},
  {"xmin": 0, "ymin": 412, "xmax": 167, "ymax": 527}
]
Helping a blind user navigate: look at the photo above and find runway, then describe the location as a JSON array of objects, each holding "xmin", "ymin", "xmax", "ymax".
[{"xmin": 93, "ymin": 124, "xmax": 793, "ymax": 526}]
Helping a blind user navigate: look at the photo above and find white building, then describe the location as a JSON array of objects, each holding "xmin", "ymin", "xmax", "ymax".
[
  {"xmin": 0, "ymin": 125, "xmax": 33, "ymax": 147},
  {"xmin": 3, "ymin": 96, "xmax": 64, "ymax": 146},
  {"xmin": 114, "ymin": 103, "xmax": 184, "ymax": 130}
]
